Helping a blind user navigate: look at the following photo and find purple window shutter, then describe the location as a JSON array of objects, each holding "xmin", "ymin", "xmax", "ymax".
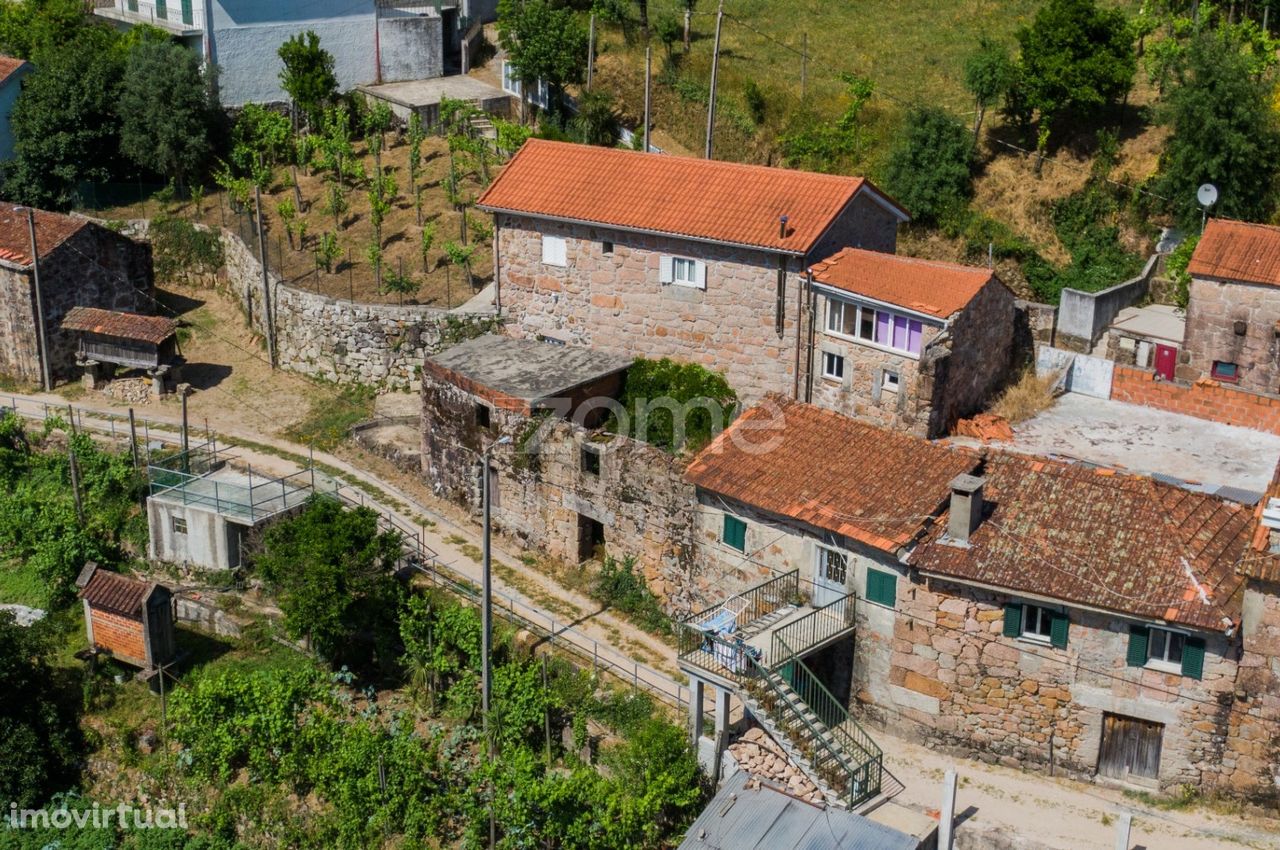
[
  {"xmin": 908, "ymin": 320, "xmax": 923, "ymax": 354},
  {"xmin": 892, "ymin": 315, "xmax": 908, "ymax": 350},
  {"xmin": 876, "ymin": 311, "xmax": 891, "ymax": 345}
]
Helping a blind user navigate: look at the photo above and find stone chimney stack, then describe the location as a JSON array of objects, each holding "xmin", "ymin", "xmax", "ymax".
[{"xmin": 948, "ymin": 474, "xmax": 987, "ymax": 544}]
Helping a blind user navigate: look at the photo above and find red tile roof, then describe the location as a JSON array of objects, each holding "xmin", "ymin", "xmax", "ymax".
[
  {"xmin": 1187, "ymin": 218, "xmax": 1280, "ymax": 287},
  {"xmin": 80, "ymin": 569, "xmax": 155, "ymax": 619},
  {"xmin": 809, "ymin": 247, "xmax": 1000, "ymax": 318},
  {"xmin": 478, "ymin": 139, "xmax": 909, "ymax": 255},
  {"xmin": 0, "ymin": 56, "xmax": 28, "ymax": 86},
  {"xmin": 0, "ymin": 206, "xmax": 90, "ymax": 267},
  {"xmin": 1239, "ymin": 459, "xmax": 1280, "ymax": 584},
  {"xmin": 910, "ymin": 454, "xmax": 1253, "ymax": 631},
  {"xmin": 685, "ymin": 398, "xmax": 980, "ymax": 553},
  {"xmin": 61, "ymin": 306, "xmax": 177, "ymax": 344}
]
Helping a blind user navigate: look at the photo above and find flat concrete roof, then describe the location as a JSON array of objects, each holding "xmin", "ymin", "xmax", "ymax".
[
  {"xmin": 358, "ymin": 75, "xmax": 509, "ymax": 109},
  {"xmin": 1108, "ymin": 303, "xmax": 1186, "ymax": 345},
  {"xmin": 151, "ymin": 466, "xmax": 311, "ymax": 523},
  {"xmin": 992, "ymin": 393, "xmax": 1280, "ymax": 498},
  {"xmin": 426, "ymin": 335, "xmax": 633, "ymax": 404}
]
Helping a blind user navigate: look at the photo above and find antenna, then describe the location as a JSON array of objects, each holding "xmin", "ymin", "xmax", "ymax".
[{"xmin": 1197, "ymin": 183, "xmax": 1218, "ymax": 232}]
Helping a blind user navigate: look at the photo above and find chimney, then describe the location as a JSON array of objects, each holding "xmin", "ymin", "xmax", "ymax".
[
  {"xmin": 779, "ymin": 215, "xmax": 788, "ymax": 239},
  {"xmin": 948, "ymin": 474, "xmax": 986, "ymax": 544}
]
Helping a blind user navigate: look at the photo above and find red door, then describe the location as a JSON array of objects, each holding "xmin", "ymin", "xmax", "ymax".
[{"xmin": 1155, "ymin": 345, "xmax": 1177, "ymax": 381}]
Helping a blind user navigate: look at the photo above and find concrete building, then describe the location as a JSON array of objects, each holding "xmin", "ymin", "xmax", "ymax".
[
  {"xmin": 477, "ymin": 139, "xmax": 909, "ymax": 406},
  {"xmin": 95, "ymin": 0, "xmax": 498, "ymax": 106},
  {"xmin": 1104, "ymin": 303, "xmax": 1185, "ymax": 380},
  {"xmin": 806, "ymin": 248, "xmax": 1016, "ymax": 437},
  {"xmin": 1182, "ymin": 218, "xmax": 1280, "ymax": 393},
  {"xmin": 0, "ymin": 208, "xmax": 152, "ymax": 386},
  {"xmin": 0, "ymin": 56, "xmax": 32, "ymax": 161}
]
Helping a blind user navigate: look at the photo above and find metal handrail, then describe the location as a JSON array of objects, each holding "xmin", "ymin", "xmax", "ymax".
[{"xmin": 770, "ymin": 590, "xmax": 856, "ymax": 662}]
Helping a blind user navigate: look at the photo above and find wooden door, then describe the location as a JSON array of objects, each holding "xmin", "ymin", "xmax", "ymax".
[
  {"xmin": 1155, "ymin": 344, "xmax": 1177, "ymax": 381},
  {"xmin": 1098, "ymin": 714, "xmax": 1163, "ymax": 781}
]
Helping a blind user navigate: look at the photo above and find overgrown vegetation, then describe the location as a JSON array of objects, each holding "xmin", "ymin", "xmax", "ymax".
[
  {"xmin": 282, "ymin": 383, "xmax": 376, "ymax": 450},
  {"xmin": 608, "ymin": 358, "xmax": 737, "ymax": 453},
  {"xmin": 592, "ymin": 553, "xmax": 671, "ymax": 635},
  {"xmin": 992, "ymin": 368, "xmax": 1061, "ymax": 424},
  {"xmin": 149, "ymin": 216, "xmax": 224, "ymax": 285}
]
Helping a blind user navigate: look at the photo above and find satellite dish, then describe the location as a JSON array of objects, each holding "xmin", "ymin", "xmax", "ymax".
[{"xmin": 1197, "ymin": 183, "xmax": 1219, "ymax": 208}]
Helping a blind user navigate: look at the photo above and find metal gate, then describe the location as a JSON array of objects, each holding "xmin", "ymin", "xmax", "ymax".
[{"xmin": 1098, "ymin": 713, "xmax": 1163, "ymax": 781}]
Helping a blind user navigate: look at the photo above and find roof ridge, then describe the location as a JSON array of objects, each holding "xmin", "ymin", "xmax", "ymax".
[{"xmin": 817, "ymin": 246, "xmax": 994, "ymax": 277}]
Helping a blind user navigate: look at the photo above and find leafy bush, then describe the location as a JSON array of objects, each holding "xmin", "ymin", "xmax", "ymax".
[
  {"xmin": 593, "ymin": 554, "xmax": 670, "ymax": 634},
  {"xmin": 883, "ymin": 106, "xmax": 973, "ymax": 225},
  {"xmin": 149, "ymin": 215, "xmax": 224, "ymax": 285},
  {"xmin": 610, "ymin": 357, "xmax": 737, "ymax": 452},
  {"xmin": 1166, "ymin": 232, "xmax": 1199, "ymax": 308}
]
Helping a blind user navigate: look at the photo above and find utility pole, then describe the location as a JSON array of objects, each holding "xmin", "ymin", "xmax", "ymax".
[
  {"xmin": 587, "ymin": 13, "xmax": 596, "ymax": 90},
  {"xmin": 481, "ymin": 434, "xmax": 510, "ymax": 849},
  {"xmin": 801, "ymin": 33, "xmax": 808, "ymax": 100},
  {"xmin": 179, "ymin": 383, "xmax": 192, "ymax": 475},
  {"xmin": 705, "ymin": 0, "xmax": 725, "ymax": 159},
  {"xmin": 643, "ymin": 46, "xmax": 653, "ymax": 153},
  {"xmin": 253, "ymin": 183, "xmax": 277, "ymax": 369},
  {"xmin": 128, "ymin": 408, "xmax": 140, "ymax": 470},
  {"xmin": 20, "ymin": 207, "xmax": 51, "ymax": 392}
]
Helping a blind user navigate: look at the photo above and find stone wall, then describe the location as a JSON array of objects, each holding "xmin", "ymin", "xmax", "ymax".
[
  {"xmin": 1223, "ymin": 576, "xmax": 1280, "ymax": 801},
  {"xmin": 1056, "ymin": 254, "xmax": 1158, "ymax": 352},
  {"xmin": 222, "ymin": 228, "xmax": 499, "ymax": 389},
  {"xmin": 1183, "ymin": 276, "xmax": 1280, "ymax": 394},
  {"xmin": 0, "ymin": 222, "xmax": 152, "ymax": 385},
  {"xmin": 1110, "ymin": 364, "xmax": 1280, "ymax": 435}
]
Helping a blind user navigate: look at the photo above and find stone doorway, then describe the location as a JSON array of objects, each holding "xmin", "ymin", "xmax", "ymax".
[{"xmin": 576, "ymin": 514, "xmax": 604, "ymax": 563}]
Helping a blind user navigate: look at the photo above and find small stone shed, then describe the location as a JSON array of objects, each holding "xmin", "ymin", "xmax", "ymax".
[
  {"xmin": 77, "ymin": 562, "xmax": 175, "ymax": 670},
  {"xmin": 60, "ymin": 306, "xmax": 180, "ymax": 393}
]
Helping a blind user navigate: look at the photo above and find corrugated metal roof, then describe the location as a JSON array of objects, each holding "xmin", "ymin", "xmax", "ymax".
[{"xmin": 678, "ymin": 772, "xmax": 920, "ymax": 850}]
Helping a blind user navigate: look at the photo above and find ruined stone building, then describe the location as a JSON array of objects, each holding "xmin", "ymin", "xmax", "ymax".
[
  {"xmin": 0, "ymin": 208, "xmax": 152, "ymax": 386},
  {"xmin": 678, "ymin": 397, "xmax": 1280, "ymax": 799},
  {"xmin": 806, "ymin": 248, "xmax": 1016, "ymax": 437},
  {"xmin": 1183, "ymin": 218, "xmax": 1280, "ymax": 393},
  {"xmin": 477, "ymin": 139, "xmax": 909, "ymax": 405}
]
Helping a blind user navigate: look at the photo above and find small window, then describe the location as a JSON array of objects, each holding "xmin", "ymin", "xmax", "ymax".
[
  {"xmin": 1212, "ymin": 361, "xmax": 1238, "ymax": 383},
  {"xmin": 865, "ymin": 567, "xmax": 896, "ymax": 608},
  {"xmin": 858, "ymin": 307, "xmax": 876, "ymax": 341},
  {"xmin": 882, "ymin": 370, "xmax": 900, "ymax": 392},
  {"xmin": 541, "ymin": 235, "xmax": 567, "ymax": 267},
  {"xmin": 1022, "ymin": 604, "xmax": 1053, "ymax": 641},
  {"xmin": 815, "ymin": 545, "xmax": 848, "ymax": 586},
  {"xmin": 171, "ymin": 516, "xmax": 187, "ymax": 535},
  {"xmin": 723, "ymin": 514, "xmax": 747, "ymax": 552},
  {"xmin": 581, "ymin": 445, "xmax": 600, "ymax": 476},
  {"xmin": 661, "ymin": 256, "xmax": 705, "ymax": 288},
  {"xmin": 474, "ymin": 402, "xmax": 491, "ymax": 430},
  {"xmin": 1127, "ymin": 625, "xmax": 1205, "ymax": 679},
  {"xmin": 827, "ymin": 300, "xmax": 857, "ymax": 337},
  {"xmin": 822, "ymin": 351, "xmax": 844, "ymax": 380},
  {"xmin": 1003, "ymin": 603, "xmax": 1068, "ymax": 647},
  {"xmin": 1148, "ymin": 627, "xmax": 1185, "ymax": 666},
  {"xmin": 601, "ymin": 240, "xmax": 614, "ymax": 255}
]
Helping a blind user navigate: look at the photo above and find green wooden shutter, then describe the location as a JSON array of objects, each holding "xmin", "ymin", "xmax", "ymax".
[
  {"xmin": 1049, "ymin": 610, "xmax": 1069, "ymax": 649},
  {"xmin": 722, "ymin": 515, "xmax": 746, "ymax": 552},
  {"xmin": 1002, "ymin": 604, "xmax": 1022, "ymax": 638},
  {"xmin": 155, "ymin": 0, "xmax": 167, "ymax": 19},
  {"xmin": 181, "ymin": 0, "xmax": 193, "ymax": 25},
  {"xmin": 866, "ymin": 568, "xmax": 896, "ymax": 608},
  {"xmin": 1181, "ymin": 636, "xmax": 1205, "ymax": 680},
  {"xmin": 1126, "ymin": 625, "xmax": 1149, "ymax": 667}
]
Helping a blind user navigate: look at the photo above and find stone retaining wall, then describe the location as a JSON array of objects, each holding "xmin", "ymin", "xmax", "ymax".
[{"xmin": 1111, "ymin": 364, "xmax": 1280, "ymax": 435}]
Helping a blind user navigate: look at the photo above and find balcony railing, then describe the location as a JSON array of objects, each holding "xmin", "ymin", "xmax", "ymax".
[
  {"xmin": 677, "ymin": 569, "xmax": 801, "ymax": 679},
  {"xmin": 771, "ymin": 589, "xmax": 856, "ymax": 662}
]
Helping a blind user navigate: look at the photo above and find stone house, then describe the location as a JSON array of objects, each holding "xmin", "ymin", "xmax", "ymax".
[
  {"xmin": 420, "ymin": 334, "xmax": 705, "ymax": 605},
  {"xmin": 0, "ymin": 208, "xmax": 152, "ymax": 386},
  {"xmin": 0, "ymin": 56, "xmax": 32, "ymax": 161},
  {"xmin": 805, "ymin": 248, "xmax": 1016, "ymax": 437},
  {"xmin": 683, "ymin": 398, "xmax": 1279, "ymax": 797},
  {"xmin": 477, "ymin": 139, "xmax": 909, "ymax": 406},
  {"xmin": 1182, "ymin": 218, "xmax": 1280, "ymax": 393},
  {"xmin": 95, "ymin": 0, "xmax": 498, "ymax": 106}
]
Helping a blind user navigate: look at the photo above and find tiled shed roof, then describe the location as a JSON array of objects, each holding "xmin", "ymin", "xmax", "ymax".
[
  {"xmin": 911, "ymin": 454, "xmax": 1253, "ymax": 631},
  {"xmin": 809, "ymin": 247, "xmax": 1001, "ymax": 319},
  {"xmin": 685, "ymin": 398, "xmax": 980, "ymax": 553},
  {"xmin": 1187, "ymin": 219, "xmax": 1280, "ymax": 287},
  {"xmin": 80, "ymin": 569, "xmax": 154, "ymax": 619},
  {"xmin": 0, "ymin": 56, "xmax": 28, "ymax": 86},
  {"xmin": 0, "ymin": 206, "xmax": 89, "ymax": 267},
  {"xmin": 477, "ymin": 139, "xmax": 909, "ymax": 255},
  {"xmin": 1239, "ymin": 459, "xmax": 1280, "ymax": 584},
  {"xmin": 61, "ymin": 306, "xmax": 177, "ymax": 344}
]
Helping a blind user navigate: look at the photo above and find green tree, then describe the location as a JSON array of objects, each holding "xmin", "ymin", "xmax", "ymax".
[
  {"xmin": 120, "ymin": 40, "xmax": 215, "ymax": 191},
  {"xmin": 316, "ymin": 231, "xmax": 341, "ymax": 273},
  {"xmin": 278, "ymin": 30, "xmax": 338, "ymax": 130},
  {"xmin": 497, "ymin": 0, "xmax": 589, "ymax": 119},
  {"xmin": 420, "ymin": 221, "xmax": 437, "ymax": 273},
  {"xmin": 609, "ymin": 358, "xmax": 737, "ymax": 452},
  {"xmin": 232, "ymin": 103, "xmax": 293, "ymax": 174},
  {"xmin": 572, "ymin": 89, "xmax": 621, "ymax": 147},
  {"xmin": 1157, "ymin": 31, "xmax": 1280, "ymax": 227},
  {"xmin": 1015, "ymin": 0, "xmax": 1135, "ymax": 132},
  {"xmin": 0, "ymin": 0, "xmax": 89, "ymax": 60},
  {"xmin": 382, "ymin": 267, "xmax": 419, "ymax": 305},
  {"xmin": 883, "ymin": 106, "xmax": 974, "ymax": 226},
  {"xmin": 277, "ymin": 198, "xmax": 297, "ymax": 249},
  {"xmin": 654, "ymin": 11, "xmax": 682, "ymax": 58},
  {"xmin": 963, "ymin": 38, "xmax": 1014, "ymax": 146},
  {"xmin": 251, "ymin": 497, "xmax": 403, "ymax": 670},
  {"xmin": 367, "ymin": 171, "xmax": 397, "ymax": 249},
  {"xmin": 443, "ymin": 240, "xmax": 476, "ymax": 291}
]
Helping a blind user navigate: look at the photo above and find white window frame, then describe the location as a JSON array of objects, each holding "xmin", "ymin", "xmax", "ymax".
[
  {"xmin": 881, "ymin": 370, "xmax": 900, "ymax": 393},
  {"xmin": 660, "ymin": 255, "xmax": 706, "ymax": 289},
  {"xmin": 824, "ymin": 295, "xmax": 927, "ymax": 359},
  {"xmin": 1146, "ymin": 626, "xmax": 1187, "ymax": 673},
  {"xmin": 814, "ymin": 544, "xmax": 848, "ymax": 587},
  {"xmin": 1020, "ymin": 603, "xmax": 1053, "ymax": 643},
  {"xmin": 541, "ymin": 234, "xmax": 567, "ymax": 267},
  {"xmin": 822, "ymin": 351, "xmax": 844, "ymax": 381}
]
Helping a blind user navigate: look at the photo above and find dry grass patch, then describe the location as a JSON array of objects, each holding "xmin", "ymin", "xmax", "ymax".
[{"xmin": 992, "ymin": 368, "xmax": 1062, "ymax": 424}]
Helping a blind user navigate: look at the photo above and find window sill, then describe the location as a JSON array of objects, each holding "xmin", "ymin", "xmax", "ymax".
[
  {"xmin": 822, "ymin": 375, "xmax": 843, "ymax": 384},
  {"xmin": 864, "ymin": 599, "xmax": 896, "ymax": 611},
  {"xmin": 541, "ymin": 262, "xmax": 567, "ymax": 268},
  {"xmin": 1144, "ymin": 660, "xmax": 1183, "ymax": 676},
  {"xmin": 1016, "ymin": 634, "xmax": 1053, "ymax": 647}
]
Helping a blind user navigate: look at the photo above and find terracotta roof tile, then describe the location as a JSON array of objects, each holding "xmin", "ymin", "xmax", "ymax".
[
  {"xmin": 911, "ymin": 454, "xmax": 1253, "ymax": 631},
  {"xmin": 685, "ymin": 398, "xmax": 980, "ymax": 552},
  {"xmin": 61, "ymin": 306, "xmax": 176, "ymax": 344},
  {"xmin": 1239, "ymin": 458, "xmax": 1280, "ymax": 583},
  {"xmin": 80, "ymin": 569, "xmax": 153, "ymax": 618},
  {"xmin": 477, "ymin": 139, "xmax": 909, "ymax": 255},
  {"xmin": 0, "ymin": 206, "xmax": 90, "ymax": 267},
  {"xmin": 1187, "ymin": 218, "xmax": 1280, "ymax": 287},
  {"xmin": 0, "ymin": 56, "xmax": 28, "ymax": 86},
  {"xmin": 809, "ymin": 247, "xmax": 1000, "ymax": 318}
]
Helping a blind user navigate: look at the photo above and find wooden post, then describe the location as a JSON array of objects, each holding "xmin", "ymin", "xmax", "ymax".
[
  {"xmin": 128, "ymin": 408, "xmax": 140, "ymax": 470},
  {"xmin": 1114, "ymin": 812, "xmax": 1132, "ymax": 850},
  {"xmin": 939, "ymin": 769, "xmax": 957, "ymax": 850},
  {"xmin": 254, "ymin": 183, "xmax": 277, "ymax": 368},
  {"xmin": 587, "ymin": 13, "xmax": 596, "ymax": 90},
  {"xmin": 801, "ymin": 33, "xmax": 808, "ymax": 100},
  {"xmin": 643, "ymin": 47, "xmax": 652, "ymax": 153},
  {"xmin": 542, "ymin": 654, "xmax": 552, "ymax": 767},
  {"xmin": 705, "ymin": 0, "xmax": 725, "ymax": 159},
  {"xmin": 68, "ymin": 443, "xmax": 84, "ymax": 524}
]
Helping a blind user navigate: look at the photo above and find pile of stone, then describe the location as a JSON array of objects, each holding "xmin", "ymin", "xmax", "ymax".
[
  {"xmin": 727, "ymin": 726, "xmax": 823, "ymax": 804},
  {"xmin": 104, "ymin": 377, "xmax": 152, "ymax": 405}
]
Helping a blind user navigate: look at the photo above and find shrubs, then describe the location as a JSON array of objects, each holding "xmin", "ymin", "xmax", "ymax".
[
  {"xmin": 593, "ymin": 553, "xmax": 671, "ymax": 635},
  {"xmin": 610, "ymin": 357, "xmax": 738, "ymax": 453},
  {"xmin": 992, "ymin": 368, "xmax": 1062, "ymax": 423},
  {"xmin": 883, "ymin": 106, "xmax": 974, "ymax": 226}
]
